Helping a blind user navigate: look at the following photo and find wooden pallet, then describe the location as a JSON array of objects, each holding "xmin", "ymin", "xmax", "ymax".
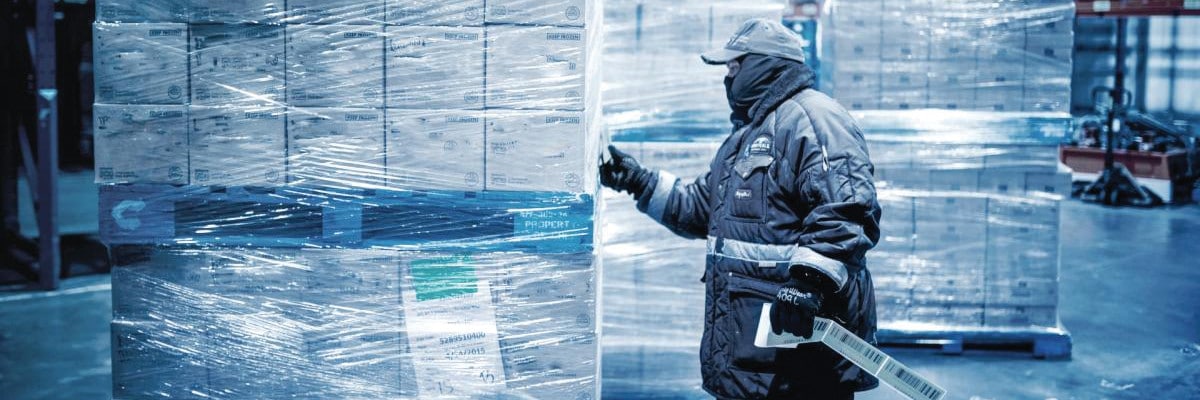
[
  {"xmin": 877, "ymin": 323, "xmax": 1072, "ymax": 359},
  {"xmin": 99, "ymin": 184, "xmax": 595, "ymax": 252}
]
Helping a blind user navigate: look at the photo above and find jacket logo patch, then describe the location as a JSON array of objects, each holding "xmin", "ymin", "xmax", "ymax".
[
  {"xmin": 749, "ymin": 136, "xmax": 771, "ymax": 155},
  {"xmin": 735, "ymin": 189, "xmax": 753, "ymax": 199}
]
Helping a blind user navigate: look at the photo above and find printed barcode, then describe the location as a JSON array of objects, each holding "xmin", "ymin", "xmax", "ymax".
[
  {"xmin": 814, "ymin": 319, "xmax": 830, "ymax": 331},
  {"xmin": 837, "ymin": 330, "xmax": 885, "ymax": 366},
  {"xmin": 889, "ymin": 362, "xmax": 943, "ymax": 400}
]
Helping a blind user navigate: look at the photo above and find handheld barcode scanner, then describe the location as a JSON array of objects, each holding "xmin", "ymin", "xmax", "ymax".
[{"xmin": 756, "ymin": 304, "xmax": 947, "ymax": 400}]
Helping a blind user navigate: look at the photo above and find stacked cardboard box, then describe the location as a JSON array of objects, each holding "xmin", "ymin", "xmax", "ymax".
[
  {"xmin": 93, "ymin": 23, "xmax": 189, "ymax": 184},
  {"xmin": 97, "ymin": 1, "xmax": 602, "ymax": 399},
  {"xmin": 825, "ymin": 0, "xmax": 1075, "ymax": 112},
  {"xmin": 93, "ymin": 2, "xmax": 603, "ymax": 193},
  {"xmin": 870, "ymin": 136, "xmax": 1067, "ymax": 328}
]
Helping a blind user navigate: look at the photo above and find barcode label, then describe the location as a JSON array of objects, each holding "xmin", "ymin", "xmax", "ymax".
[
  {"xmin": 824, "ymin": 327, "xmax": 886, "ymax": 375},
  {"xmin": 755, "ymin": 305, "xmax": 946, "ymax": 400},
  {"xmin": 881, "ymin": 359, "xmax": 946, "ymax": 400},
  {"xmin": 813, "ymin": 319, "xmax": 831, "ymax": 333}
]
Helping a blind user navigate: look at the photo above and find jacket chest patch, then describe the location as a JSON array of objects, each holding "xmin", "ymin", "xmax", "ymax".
[
  {"xmin": 734, "ymin": 189, "xmax": 753, "ymax": 199},
  {"xmin": 747, "ymin": 135, "xmax": 772, "ymax": 156}
]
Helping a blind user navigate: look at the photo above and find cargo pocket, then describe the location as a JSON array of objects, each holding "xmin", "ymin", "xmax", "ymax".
[
  {"xmin": 726, "ymin": 274, "xmax": 782, "ymax": 371},
  {"xmin": 728, "ymin": 154, "xmax": 773, "ymax": 221}
]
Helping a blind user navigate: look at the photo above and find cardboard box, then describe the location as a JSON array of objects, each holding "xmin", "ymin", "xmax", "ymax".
[
  {"xmin": 111, "ymin": 249, "xmax": 215, "ymax": 319},
  {"xmin": 926, "ymin": 90, "xmax": 976, "ymax": 110},
  {"xmin": 988, "ymin": 195, "xmax": 1060, "ymax": 227},
  {"xmin": 881, "ymin": 62, "xmax": 929, "ymax": 91},
  {"xmin": 975, "ymin": 87, "xmax": 1024, "ymax": 112},
  {"xmin": 927, "ymin": 61, "xmax": 977, "ymax": 90},
  {"xmin": 486, "ymin": 0, "xmax": 591, "ymax": 27},
  {"xmin": 190, "ymin": 0, "xmax": 282, "ymax": 24},
  {"xmin": 875, "ymin": 191, "xmax": 915, "ymax": 255},
  {"xmin": 930, "ymin": 36, "xmax": 977, "ymax": 60},
  {"xmin": 190, "ymin": 24, "xmax": 285, "ymax": 106},
  {"xmin": 288, "ymin": 108, "xmax": 385, "ymax": 187},
  {"xmin": 385, "ymin": 26, "xmax": 485, "ymax": 110},
  {"xmin": 287, "ymin": 25, "xmax": 385, "ymax": 108},
  {"xmin": 986, "ymin": 215, "xmax": 1060, "ymax": 282},
  {"xmin": 909, "ymin": 272, "xmax": 985, "ymax": 305},
  {"xmin": 914, "ymin": 222, "xmax": 986, "ymax": 272},
  {"xmin": 983, "ymin": 144, "xmax": 1061, "ymax": 170},
  {"xmin": 978, "ymin": 168, "xmax": 1027, "ymax": 195},
  {"xmin": 930, "ymin": 168, "xmax": 980, "ymax": 192},
  {"xmin": 1025, "ymin": 170, "xmax": 1073, "ymax": 197},
  {"xmin": 915, "ymin": 194, "xmax": 988, "ymax": 221},
  {"xmin": 111, "ymin": 321, "xmax": 211, "ymax": 399},
  {"xmin": 879, "ymin": 92, "xmax": 927, "ymax": 110},
  {"xmin": 386, "ymin": 109, "xmax": 485, "ymax": 191},
  {"xmin": 1023, "ymin": 87, "xmax": 1071, "ymax": 112},
  {"xmin": 96, "ymin": 0, "xmax": 188, "ymax": 22},
  {"xmin": 975, "ymin": 40, "xmax": 1024, "ymax": 62},
  {"xmin": 834, "ymin": 61, "xmax": 882, "ymax": 89},
  {"xmin": 837, "ymin": 93, "xmax": 882, "ymax": 111},
  {"xmin": 385, "ymin": 0, "xmax": 484, "ymax": 26},
  {"xmin": 486, "ymin": 110, "xmax": 588, "ymax": 192},
  {"xmin": 984, "ymin": 305, "xmax": 1056, "ymax": 327},
  {"xmin": 986, "ymin": 278, "xmax": 1058, "ymax": 307},
  {"xmin": 189, "ymin": 106, "xmax": 286, "ymax": 187},
  {"xmin": 908, "ymin": 305, "xmax": 984, "ymax": 327},
  {"xmin": 832, "ymin": 35, "xmax": 883, "ymax": 62},
  {"xmin": 93, "ymin": 23, "xmax": 188, "ymax": 105},
  {"xmin": 881, "ymin": 168, "xmax": 931, "ymax": 190},
  {"xmin": 486, "ymin": 26, "xmax": 588, "ymax": 111},
  {"xmin": 880, "ymin": 18, "xmax": 930, "ymax": 61},
  {"xmin": 94, "ymin": 104, "xmax": 188, "ymax": 184},
  {"xmin": 1025, "ymin": 33, "xmax": 1074, "ymax": 64},
  {"xmin": 287, "ymin": 0, "xmax": 385, "ymax": 25}
]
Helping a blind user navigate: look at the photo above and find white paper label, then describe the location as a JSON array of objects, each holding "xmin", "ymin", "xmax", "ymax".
[{"xmin": 402, "ymin": 256, "xmax": 506, "ymax": 398}]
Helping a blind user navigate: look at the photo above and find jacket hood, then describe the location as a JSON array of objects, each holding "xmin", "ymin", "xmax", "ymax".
[{"xmin": 726, "ymin": 54, "xmax": 816, "ymax": 129}]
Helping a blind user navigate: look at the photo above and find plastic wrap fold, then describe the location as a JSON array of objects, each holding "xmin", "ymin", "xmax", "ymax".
[{"xmin": 95, "ymin": 1, "xmax": 604, "ymax": 399}]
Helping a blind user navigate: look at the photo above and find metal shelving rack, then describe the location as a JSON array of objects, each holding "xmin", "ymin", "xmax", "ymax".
[{"xmin": 2, "ymin": 0, "xmax": 60, "ymax": 290}]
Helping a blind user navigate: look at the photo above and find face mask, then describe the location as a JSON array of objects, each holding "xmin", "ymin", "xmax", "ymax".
[{"xmin": 725, "ymin": 75, "xmax": 750, "ymax": 127}]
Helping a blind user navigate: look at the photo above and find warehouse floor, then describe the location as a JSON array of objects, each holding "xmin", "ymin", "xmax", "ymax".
[{"xmin": 1, "ymin": 201, "xmax": 1197, "ymax": 400}]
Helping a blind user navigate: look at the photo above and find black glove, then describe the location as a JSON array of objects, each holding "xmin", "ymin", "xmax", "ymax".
[
  {"xmin": 770, "ymin": 277, "xmax": 824, "ymax": 339},
  {"xmin": 600, "ymin": 145, "xmax": 654, "ymax": 198}
]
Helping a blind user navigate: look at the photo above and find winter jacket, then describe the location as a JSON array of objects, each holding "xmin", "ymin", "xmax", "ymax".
[{"xmin": 635, "ymin": 67, "xmax": 882, "ymax": 398}]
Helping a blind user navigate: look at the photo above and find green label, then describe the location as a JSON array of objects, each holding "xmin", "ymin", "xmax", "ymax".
[{"xmin": 410, "ymin": 255, "xmax": 477, "ymax": 301}]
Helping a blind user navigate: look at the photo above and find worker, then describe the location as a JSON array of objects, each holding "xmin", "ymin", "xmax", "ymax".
[{"xmin": 600, "ymin": 18, "xmax": 882, "ymax": 399}]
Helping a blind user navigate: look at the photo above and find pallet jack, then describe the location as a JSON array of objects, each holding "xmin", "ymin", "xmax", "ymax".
[{"xmin": 1074, "ymin": 19, "xmax": 1198, "ymax": 206}]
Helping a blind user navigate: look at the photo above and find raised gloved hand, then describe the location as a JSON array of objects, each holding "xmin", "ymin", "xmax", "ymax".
[
  {"xmin": 600, "ymin": 145, "xmax": 654, "ymax": 197},
  {"xmin": 769, "ymin": 274, "xmax": 827, "ymax": 339}
]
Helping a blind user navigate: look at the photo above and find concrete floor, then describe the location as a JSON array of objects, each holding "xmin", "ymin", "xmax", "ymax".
[{"xmin": 1, "ymin": 200, "xmax": 1197, "ymax": 400}]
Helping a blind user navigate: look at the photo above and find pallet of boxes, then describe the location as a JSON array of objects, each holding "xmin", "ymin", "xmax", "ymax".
[
  {"xmin": 95, "ymin": 1, "xmax": 603, "ymax": 398},
  {"xmin": 824, "ymin": 0, "xmax": 1075, "ymax": 358}
]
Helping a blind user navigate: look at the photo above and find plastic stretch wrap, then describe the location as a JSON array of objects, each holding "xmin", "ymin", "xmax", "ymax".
[
  {"xmin": 93, "ymin": 2, "xmax": 603, "ymax": 191},
  {"xmin": 601, "ymin": 0, "xmax": 789, "ymax": 128},
  {"xmin": 600, "ymin": 141, "xmax": 719, "ymax": 396},
  {"xmin": 822, "ymin": 0, "xmax": 1075, "ymax": 112},
  {"xmin": 96, "ymin": 1, "xmax": 603, "ymax": 398}
]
